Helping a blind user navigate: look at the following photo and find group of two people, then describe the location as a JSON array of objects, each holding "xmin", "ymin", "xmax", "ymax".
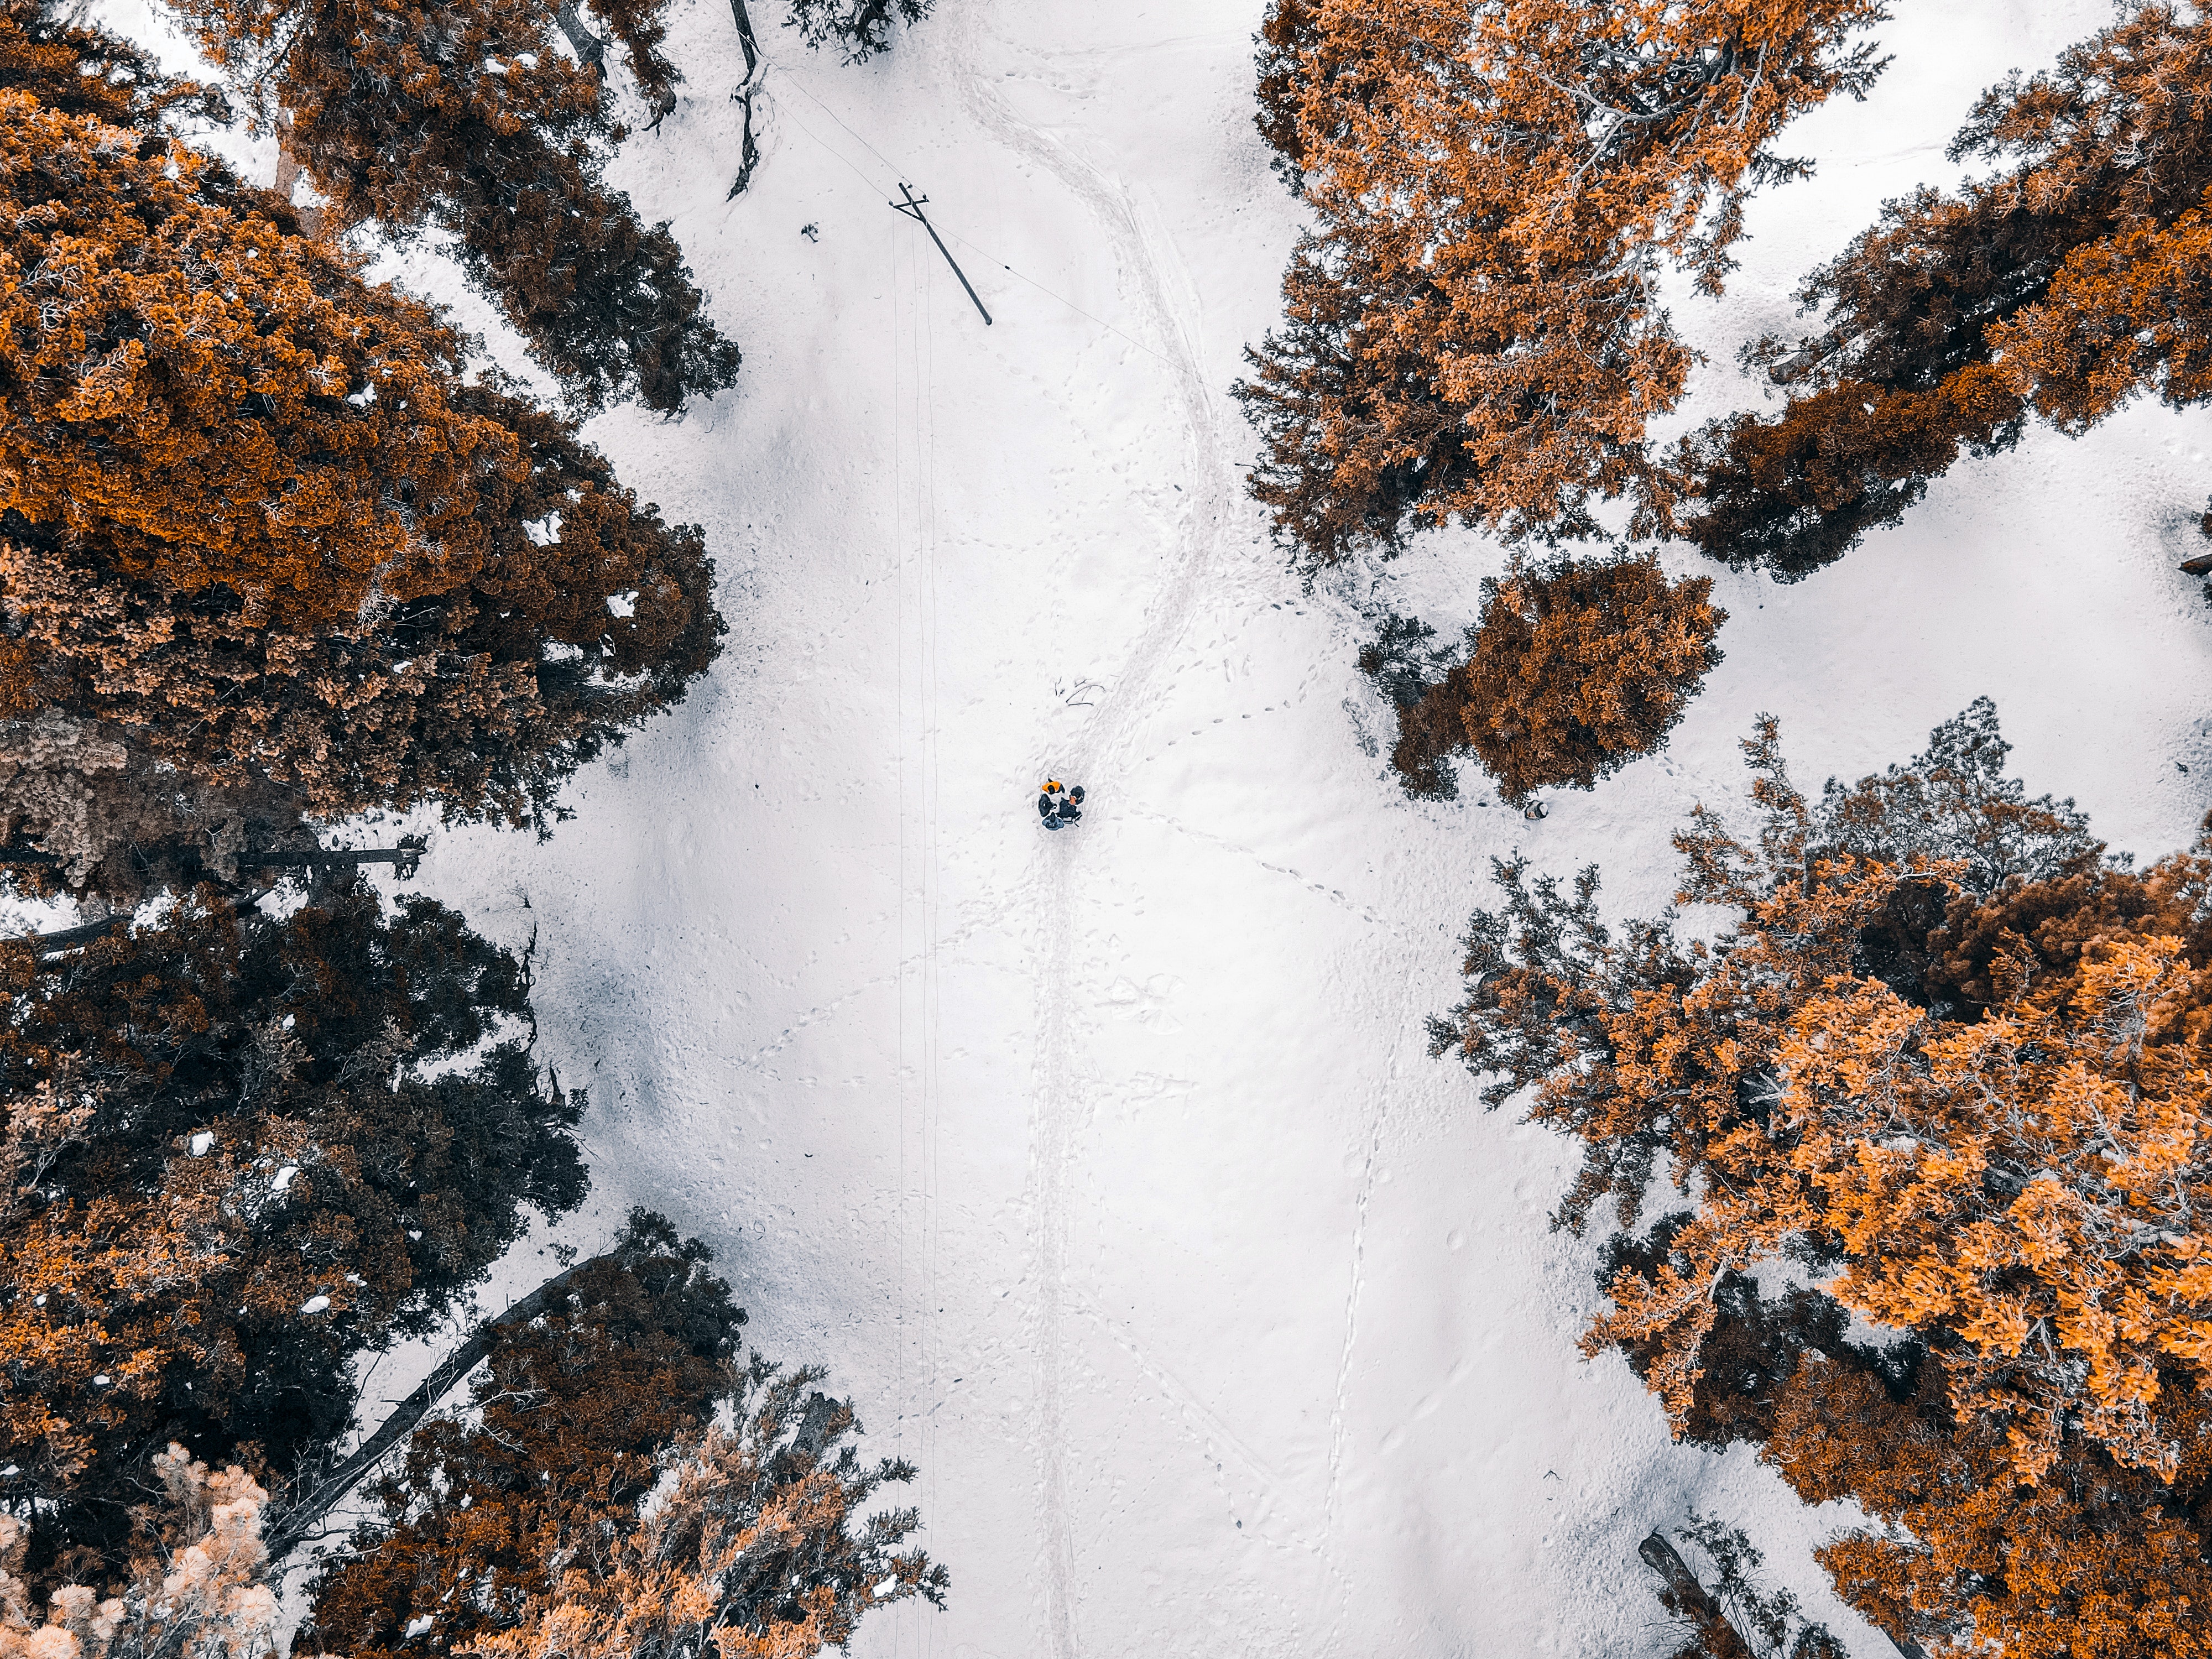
[{"xmin": 1037, "ymin": 780, "xmax": 1084, "ymax": 831}]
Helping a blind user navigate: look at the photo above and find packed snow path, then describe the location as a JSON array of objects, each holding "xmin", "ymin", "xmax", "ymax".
[{"xmin": 408, "ymin": 0, "xmax": 2212, "ymax": 1651}]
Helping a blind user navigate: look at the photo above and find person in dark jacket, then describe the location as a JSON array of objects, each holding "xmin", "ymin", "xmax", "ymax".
[{"xmin": 1037, "ymin": 780, "xmax": 1085, "ymax": 830}]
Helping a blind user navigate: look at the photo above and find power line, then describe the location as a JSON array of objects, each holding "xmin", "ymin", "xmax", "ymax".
[
  {"xmin": 937, "ymin": 225, "xmax": 1174, "ymax": 367},
  {"xmin": 779, "ymin": 69, "xmax": 905, "ymax": 179},
  {"xmin": 769, "ymin": 84, "xmax": 886, "ymax": 195}
]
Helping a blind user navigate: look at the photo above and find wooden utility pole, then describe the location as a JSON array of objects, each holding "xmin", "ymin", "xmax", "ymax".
[{"xmin": 890, "ymin": 184, "xmax": 993, "ymax": 325}]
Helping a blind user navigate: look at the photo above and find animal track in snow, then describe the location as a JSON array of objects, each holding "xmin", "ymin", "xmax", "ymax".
[{"xmin": 1101, "ymin": 973, "xmax": 1183, "ymax": 1030}]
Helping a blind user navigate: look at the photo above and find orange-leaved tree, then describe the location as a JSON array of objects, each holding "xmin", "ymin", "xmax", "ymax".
[
  {"xmin": 298, "ymin": 1217, "xmax": 943, "ymax": 1659},
  {"xmin": 0, "ymin": 27, "xmax": 722, "ymax": 894},
  {"xmin": 0, "ymin": 879, "xmax": 586, "ymax": 1578},
  {"xmin": 1663, "ymin": 2, "xmax": 2212, "ymax": 577},
  {"xmin": 160, "ymin": 0, "xmax": 739, "ymax": 414},
  {"xmin": 0, "ymin": 0, "xmax": 227, "ymax": 128},
  {"xmin": 1237, "ymin": 0, "xmax": 1890, "ymax": 569},
  {"xmin": 1432, "ymin": 699, "xmax": 2212, "ymax": 1656},
  {"xmin": 1384, "ymin": 552, "xmax": 1724, "ymax": 804},
  {"xmin": 1766, "ymin": 1346, "xmax": 2212, "ymax": 1659},
  {"xmin": 460, "ymin": 1363, "xmax": 950, "ymax": 1659}
]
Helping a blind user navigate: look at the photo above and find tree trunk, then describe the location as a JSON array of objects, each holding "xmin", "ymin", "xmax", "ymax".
[
  {"xmin": 1638, "ymin": 1531, "xmax": 1927, "ymax": 1659},
  {"xmin": 728, "ymin": 0, "xmax": 760, "ymax": 77},
  {"xmin": 1767, "ymin": 327, "xmax": 1851, "ymax": 386},
  {"xmin": 265, "ymin": 1253, "xmax": 616, "ymax": 1561},
  {"xmin": 726, "ymin": 0, "xmax": 763, "ymax": 198},
  {"xmin": 8, "ymin": 914, "xmax": 131, "ymax": 956},
  {"xmin": 1637, "ymin": 1532, "xmax": 1755, "ymax": 1659},
  {"xmin": 8, "ymin": 888, "xmax": 283, "ymax": 963},
  {"xmin": 554, "ymin": 0, "xmax": 609, "ymax": 79},
  {"xmin": 272, "ymin": 109, "xmax": 324, "ymax": 238},
  {"xmin": 238, "ymin": 838, "xmax": 426, "ymax": 879}
]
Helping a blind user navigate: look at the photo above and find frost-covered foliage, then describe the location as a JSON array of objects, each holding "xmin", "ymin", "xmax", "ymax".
[{"xmin": 0, "ymin": 1448, "xmax": 279, "ymax": 1659}]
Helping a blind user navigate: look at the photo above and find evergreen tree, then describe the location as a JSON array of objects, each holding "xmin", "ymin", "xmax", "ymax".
[
  {"xmin": 0, "ymin": 879, "xmax": 586, "ymax": 1579},
  {"xmin": 1432, "ymin": 701, "xmax": 2212, "ymax": 1657},
  {"xmin": 0, "ymin": 34, "xmax": 723, "ymax": 893},
  {"xmin": 299, "ymin": 1213, "xmax": 941, "ymax": 1659},
  {"xmin": 0, "ymin": 0, "xmax": 225, "ymax": 129},
  {"xmin": 1384, "ymin": 553, "xmax": 1724, "ymax": 805},
  {"xmin": 1767, "ymin": 1350, "xmax": 2212, "ymax": 1659},
  {"xmin": 785, "ymin": 0, "xmax": 933, "ymax": 64},
  {"xmin": 1354, "ymin": 611, "xmax": 1456, "ymax": 714},
  {"xmin": 162, "ymin": 0, "xmax": 739, "ymax": 415},
  {"xmin": 1639, "ymin": 1515, "xmax": 1846, "ymax": 1659},
  {"xmin": 0, "ymin": 1448, "xmax": 283, "ymax": 1659},
  {"xmin": 1664, "ymin": 3, "xmax": 2212, "ymax": 577},
  {"xmin": 1236, "ymin": 0, "xmax": 1888, "ymax": 570},
  {"xmin": 461, "ymin": 1361, "xmax": 948, "ymax": 1659}
]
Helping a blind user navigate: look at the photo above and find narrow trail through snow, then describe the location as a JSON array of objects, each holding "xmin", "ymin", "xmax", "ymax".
[{"xmin": 938, "ymin": 14, "xmax": 1252, "ymax": 1643}]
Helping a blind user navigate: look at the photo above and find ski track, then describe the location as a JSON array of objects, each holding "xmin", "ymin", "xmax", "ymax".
[
  {"xmin": 1314, "ymin": 964, "xmax": 1426, "ymax": 1654},
  {"xmin": 731, "ymin": 881, "xmax": 1042, "ymax": 1077},
  {"xmin": 936, "ymin": 9, "xmax": 1251, "ymax": 1651},
  {"xmin": 1066, "ymin": 1281, "xmax": 1279, "ymax": 1495}
]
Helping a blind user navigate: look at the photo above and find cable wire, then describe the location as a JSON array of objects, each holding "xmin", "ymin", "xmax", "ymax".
[{"xmin": 761, "ymin": 71, "xmax": 1177, "ymax": 366}]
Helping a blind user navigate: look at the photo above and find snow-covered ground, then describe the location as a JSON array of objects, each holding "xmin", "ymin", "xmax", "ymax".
[{"xmin": 102, "ymin": 0, "xmax": 2212, "ymax": 1650}]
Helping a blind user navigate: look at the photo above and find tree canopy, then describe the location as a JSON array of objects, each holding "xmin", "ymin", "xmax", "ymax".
[
  {"xmin": 298, "ymin": 1214, "xmax": 944, "ymax": 1659},
  {"xmin": 1383, "ymin": 553, "xmax": 1725, "ymax": 804},
  {"xmin": 0, "ymin": 1447, "xmax": 282, "ymax": 1659},
  {"xmin": 0, "ymin": 6, "xmax": 931, "ymax": 1652},
  {"xmin": 1434, "ymin": 701, "xmax": 2212, "ymax": 1656},
  {"xmin": 162, "ymin": 0, "xmax": 738, "ymax": 415},
  {"xmin": 785, "ymin": 0, "xmax": 933, "ymax": 64},
  {"xmin": 0, "ymin": 879, "xmax": 585, "ymax": 1578},
  {"xmin": 0, "ymin": 22, "xmax": 722, "ymax": 896},
  {"xmin": 1664, "ymin": 2, "xmax": 2212, "ymax": 577},
  {"xmin": 457, "ymin": 1360, "xmax": 948, "ymax": 1659},
  {"xmin": 1238, "ymin": 0, "xmax": 1889, "ymax": 570}
]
